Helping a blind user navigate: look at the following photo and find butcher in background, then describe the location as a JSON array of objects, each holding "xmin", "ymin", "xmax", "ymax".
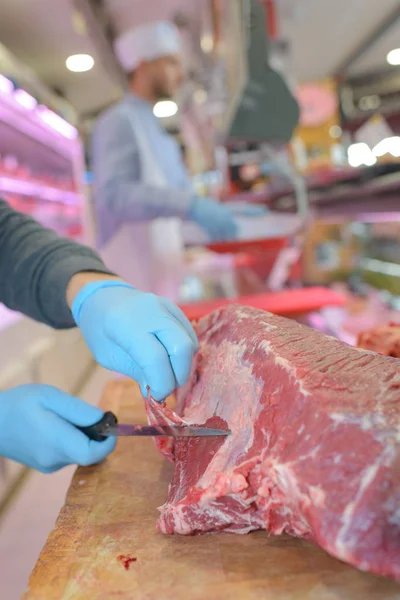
[{"xmin": 91, "ymin": 21, "xmax": 261, "ymax": 298}]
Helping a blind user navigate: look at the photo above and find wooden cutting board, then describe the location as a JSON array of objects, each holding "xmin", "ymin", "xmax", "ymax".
[{"xmin": 23, "ymin": 381, "xmax": 400, "ymax": 600}]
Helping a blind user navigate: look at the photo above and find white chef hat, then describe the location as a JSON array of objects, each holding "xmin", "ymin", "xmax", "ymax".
[{"xmin": 115, "ymin": 21, "xmax": 182, "ymax": 73}]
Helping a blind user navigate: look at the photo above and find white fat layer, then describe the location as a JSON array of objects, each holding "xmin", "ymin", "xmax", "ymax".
[
  {"xmin": 388, "ymin": 506, "xmax": 400, "ymax": 526},
  {"xmin": 183, "ymin": 340, "xmax": 265, "ymax": 488},
  {"xmin": 329, "ymin": 412, "xmax": 388, "ymax": 430},
  {"xmin": 159, "ymin": 498, "xmax": 262, "ymax": 535},
  {"xmin": 167, "ymin": 309, "xmax": 400, "ymax": 557},
  {"xmin": 257, "ymin": 458, "xmax": 318, "ymax": 537},
  {"xmin": 334, "ymin": 444, "xmax": 396, "ymax": 560},
  {"xmin": 260, "ymin": 342, "xmax": 311, "ymax": 397}
]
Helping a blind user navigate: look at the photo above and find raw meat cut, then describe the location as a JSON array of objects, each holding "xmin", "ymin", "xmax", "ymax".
[
  {"xmin": 358, "ymin": 322, "xmax": 400, "ymax": 358},
  {"xmin": 145, "ymin": 388, "xmax": 187, "ymax": 463},
  {"xmin": 146, "ymin": 305, "xmax": 400, "ymax": 582}
]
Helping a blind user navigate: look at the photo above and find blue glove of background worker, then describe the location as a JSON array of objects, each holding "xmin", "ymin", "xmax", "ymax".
[
  {"xmin": 73, "ymin": 281, "xmax": 198, "ymax": 402},
  {"xmin": 189, "ymin": 197, "xmax": 238, "ymax": 242},
  {"xmin": 227, "ymin": 203, "xmax": 269, "ymax": 217},
  {"xmin": 0, "ymin": 385, "xmax": 116, "ymax": 473}
]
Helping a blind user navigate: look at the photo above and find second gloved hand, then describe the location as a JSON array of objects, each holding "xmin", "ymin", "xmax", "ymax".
[
  {"xmin": 73, "ymin": 282, "xmax": 199, "ymax": 401},
  {"xmin": 0, "ymin": 385, "xmax": 116, "ymax": 473},
  {"xmin": 189, "ymin": 196, "xmax": 238, "ymax": 242}
]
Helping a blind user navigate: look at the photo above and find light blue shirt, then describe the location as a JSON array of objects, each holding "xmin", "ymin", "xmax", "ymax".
[{"xmin": 91, "ymin": 94, "xmax": 193, "ymax": 247}]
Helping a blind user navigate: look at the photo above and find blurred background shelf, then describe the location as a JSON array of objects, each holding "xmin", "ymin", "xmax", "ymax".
[
  {"xmin": 0, "ymin": 176, "xmax": 80, "ymax": 204},
  {"xmin": 0, "ymin": 88, "xmax": 77, "ymax": 160}
]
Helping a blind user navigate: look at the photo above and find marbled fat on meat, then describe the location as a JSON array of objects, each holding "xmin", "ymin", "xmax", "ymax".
[{"xmin": 150, "ymin": 305, "xmax": 400, "ymax": 581}]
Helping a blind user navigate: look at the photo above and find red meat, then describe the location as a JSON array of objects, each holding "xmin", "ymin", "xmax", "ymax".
[
  {"xmin": 147, "ymin": 305, "xmax": 400, "ymax": 582},
  {"xmin": 358, "ymin": 322, "xmax": 400, "ymax": 358}
]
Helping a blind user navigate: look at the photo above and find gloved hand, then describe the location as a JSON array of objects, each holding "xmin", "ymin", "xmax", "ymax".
[
  {"xmin": 0, "ymin": 385, "xmax": 116, "ymax": 473},
  {"xmin": 189, "ymin": 197, "xmax": 238, "ymax": 242},
  {"xmin": 72, "ymin": 282, "xmax": 198, "ymax": 401}
]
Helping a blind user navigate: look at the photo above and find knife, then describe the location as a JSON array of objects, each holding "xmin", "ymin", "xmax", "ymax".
[{"xmin": 78, "ymin": 412, "xmax": 230, "ymax": 442}]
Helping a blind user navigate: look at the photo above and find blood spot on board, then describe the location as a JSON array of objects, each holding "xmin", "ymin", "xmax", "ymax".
[{"xmin": 117, "ymin": 554, "xmax": 137, "ymax": 570}]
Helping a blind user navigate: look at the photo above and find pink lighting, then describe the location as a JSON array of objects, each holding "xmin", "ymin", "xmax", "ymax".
[
  {"xmin": 36, "ymin": 106, "xmax": 77, "ymax": 140},
  {"xmin": 0, "ymin": 74, "xmax": 13, "ymax": 95},
  {"xmin": 357, "ymin": 212, "xmax": 400, "ymax": 223},
  {"xmin": 0, "ymin": 79, "xmax": 78, "ymax": 143},
  {"xmin": 0, "ymin": 176, "xmax": 79, "ymax": 205},
  {"xmin": 14, "ymin": 89, "xmax": 37, "ymax": 110}
]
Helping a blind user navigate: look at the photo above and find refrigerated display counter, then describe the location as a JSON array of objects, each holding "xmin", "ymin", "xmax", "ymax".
[{"xmin": 0, "ymin": 76, "xmax": 93, "ymax": 506}]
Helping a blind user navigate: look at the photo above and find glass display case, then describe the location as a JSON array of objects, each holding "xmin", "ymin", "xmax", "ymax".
[
  {"xmin": 0, "ymin": 74, "xmax": 87, "ymax": 332},
  {"xmin": 0, "ymin": 55, "xmax": 94, "ymax": 517},
  {"xmin": 0, "ymin": 74, "xmax": 90, "ymax": 505},
  {"xmin": 0, "ymin": 74, "xmax": 85, "ymax": 241}
]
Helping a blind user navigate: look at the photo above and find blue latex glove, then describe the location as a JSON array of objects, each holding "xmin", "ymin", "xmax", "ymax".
[
  {"xmin": 189, "ymin": 197, "xmax": 238, "ymax": 242},
  {"xmin": 72, "ymin": 282, "xmax": 198, "ymax": 402},
  {"xmin": 0, "ymin": 385, "xmax": 116, "ymax": 473},
  {"xmin": 228, "ymin": 203, "xmax": 269, "ymax": 217}
]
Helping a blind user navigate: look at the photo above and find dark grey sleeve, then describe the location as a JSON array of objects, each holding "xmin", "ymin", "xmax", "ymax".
[{"xmin": 0, "ymin": 199, "xmax": 113, "ymax": 329}]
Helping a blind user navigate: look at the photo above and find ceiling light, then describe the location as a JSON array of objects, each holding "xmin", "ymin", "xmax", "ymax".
[
  {"xmin": 358, "ymin": 95, "xmax": 381, "ymax": 111},
  {"xmin": 14, "ymin": 89, "xmax": 37, "ymax": 110},
  {"xmin": 387, "ymin": 48, "xmax": 400, "ymax": 66},
  {"xmin": 153, "ymin": 101, "xmax": 178, "ymax": 118},
  {"xmin": 66, "ymin": 54, "xmax": 94, "ymax": 73},
  {"xmin": 373, "ymin": 136, "xmax": 400, "ymax": 158},
  {"xmin": 347, "ymin": 143, "xmax": 376, "ymax": 168},
  {"xmin": 329, "ymin": 125, "xmax": 342, "ymax": 139}
]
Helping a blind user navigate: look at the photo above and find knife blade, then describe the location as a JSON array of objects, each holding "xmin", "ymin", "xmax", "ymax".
[
  {"xmin": 101, "ymin": 424, "xmax": 230, "ymax": 438},
  {"xmin": 78, "ymin": 411, "xmax": 230, "ymax": 441}
]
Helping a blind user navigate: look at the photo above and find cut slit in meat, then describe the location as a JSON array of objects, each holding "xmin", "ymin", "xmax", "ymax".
[
  {"xmin": 145, "ymin": 388, "xmax": 186, "ymax": 463},
  {"xmin": 144, "ymin": 305, "xmax": 400, "ymax": 582}
]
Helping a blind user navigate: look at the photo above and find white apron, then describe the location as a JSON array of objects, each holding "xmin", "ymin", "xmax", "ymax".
[{"xmin": 99, "ymin": 109, "xmax": 184, "ymax": 301}]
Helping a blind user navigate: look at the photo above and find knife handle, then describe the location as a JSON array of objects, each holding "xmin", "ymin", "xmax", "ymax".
[{"xmin": 77, "ymin": 411, "xmax": 118, "ymax": 442}]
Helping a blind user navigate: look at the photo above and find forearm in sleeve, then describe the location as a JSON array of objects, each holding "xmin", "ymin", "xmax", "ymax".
[
  {"xmin": 102, "ymin": 178, "xmax": 192, "ymax": 223},
  {"xmin": 92, "ymin": 108, "xmax": 193, "ymax": 225},
  {"xmin": 0, "ymin": 200, "xmax": 112, "ymax": 329}
]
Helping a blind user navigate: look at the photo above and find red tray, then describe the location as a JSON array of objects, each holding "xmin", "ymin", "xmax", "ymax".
[
  {"xmin": 207, "ymin": 236, "xmax": 289, "ymax": 255},
  {"xmin": 179, "ymin": 287, "xmax": 346, "ymax": 322}
]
